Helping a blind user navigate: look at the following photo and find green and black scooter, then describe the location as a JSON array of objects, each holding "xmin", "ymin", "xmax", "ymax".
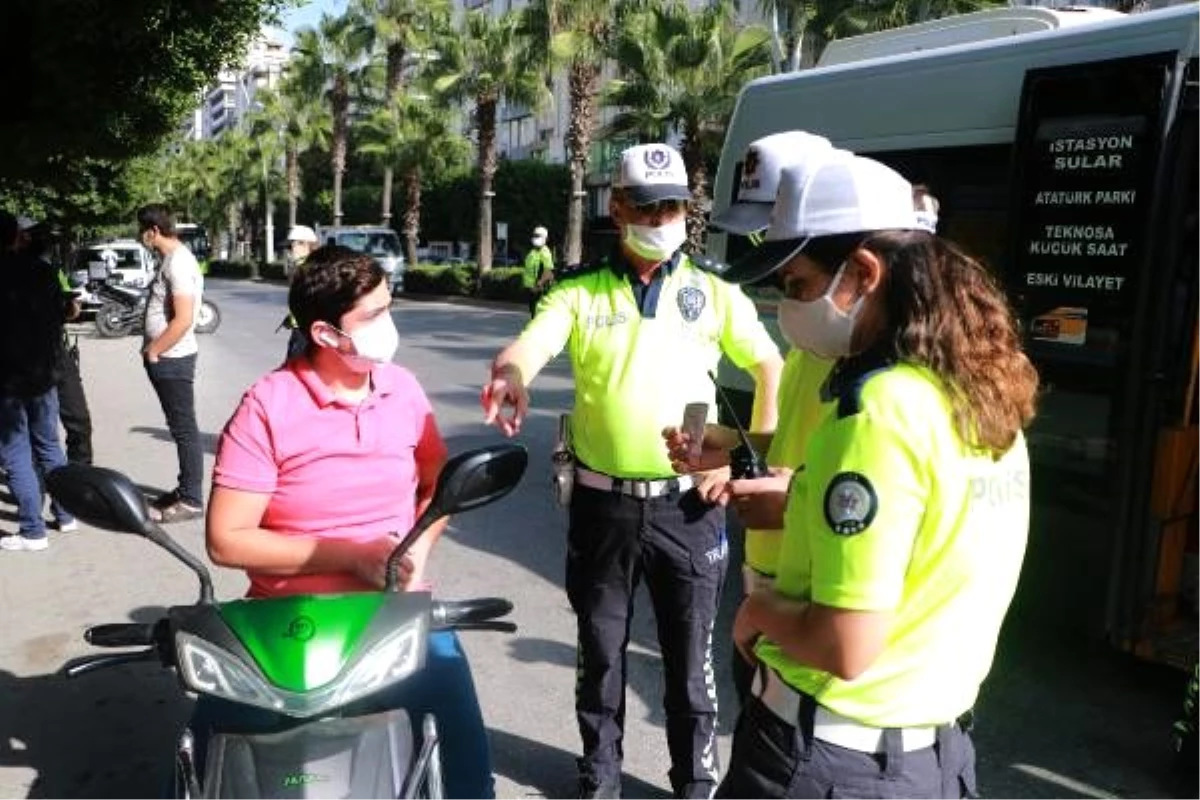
[{"xmin": 47, "ymin": 444, "xmax": 527, "ymax": 799}]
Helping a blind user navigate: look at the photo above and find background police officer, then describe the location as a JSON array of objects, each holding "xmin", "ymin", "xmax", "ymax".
[
  {"xmin": 711, "ymin": 149, "xmax": 1037, "ymax": 798},
  {"xmin": 282, "ymin": 225, "xmax": 319, "ymax": 360},
  {"xmin": 481, "ymin": 143, "xmax": 783, "ymax": 799},
  {"xmin": 522, "ymin": 224, "xmax": 555, "ymax": 316},
  {"xmin": 672, "ymin": 132, "xmax": 840, "ymax": 707}
]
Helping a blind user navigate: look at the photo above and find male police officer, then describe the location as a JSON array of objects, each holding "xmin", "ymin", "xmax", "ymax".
[
  {"xmin": 482, "ymin": 143, "xmax": 782, "ymax": 799},
  {"xmin": 282, "ymin": 225, "xmax": 320, "ymax": 359},
  {"xmin": 522, "ymin": 225, "xmax": 555, "ymax": 316}
]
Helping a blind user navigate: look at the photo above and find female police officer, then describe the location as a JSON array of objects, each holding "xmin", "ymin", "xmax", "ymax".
[{"xmin": 709, "ymin": 151, "xmax": 1038, "ymax": 798}]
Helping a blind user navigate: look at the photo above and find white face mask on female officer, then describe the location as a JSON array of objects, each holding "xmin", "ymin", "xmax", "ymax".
[
  {"xmin": 322, "ymin": 312, "xmax": 400, "ymax": 373},
  {"xmin": 777, "ymin": 260, "xmax": 865, "ymax": 359},
  {"xmin": 623, "ymin": 219, "xmax": 687, "ymax": 263}
]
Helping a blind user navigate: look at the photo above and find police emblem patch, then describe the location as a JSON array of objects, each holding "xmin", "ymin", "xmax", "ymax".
[
  {"xmin": 676, "ymin": 286, "xmax": 706, "ymax": 321},
  {"xmin": 823, "ymin": 472, "xmax": 878, "ymax": 535},
  {"xmin": 644, "ymin": 147, "xmax": 672, "ymax": 170}
]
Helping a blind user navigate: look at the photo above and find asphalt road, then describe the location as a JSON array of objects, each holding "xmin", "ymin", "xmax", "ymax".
[{"xmin": 0, "ymin": 278, "xmax": 1190, "ymax": 799}]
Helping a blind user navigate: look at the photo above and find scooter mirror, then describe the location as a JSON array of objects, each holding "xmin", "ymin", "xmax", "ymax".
[
  {"xmin": 387, "ymin": 445, "xmax": 529, "ymax": 591},
  {"xmin": 47, "ymin": 464, "xmax": 218, "ymax": 604},
  {"xmin": 429, "ymin": 443, "xmax": 528, "ymax": 519},
  {"xmin": 46, "ymin": 464, "xmax": 150, "ymax": 535}
]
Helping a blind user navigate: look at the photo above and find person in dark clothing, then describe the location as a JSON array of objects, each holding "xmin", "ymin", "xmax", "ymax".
[
  {"xmin": 0, "ymin": 212, "xmax": 76, "ymax": 551},
  {"xmin": 20, "ymin": 221, "xmax": 93, "ymax": 464}
]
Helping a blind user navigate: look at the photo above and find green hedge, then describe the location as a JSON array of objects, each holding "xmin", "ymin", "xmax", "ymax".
[
  {"xmin": 404, "ymin": 264, "xmax": 476, "ymax": 296},
  {"xmin": 205, "ymin": 260, "xmax": 524, "ymax": 304},
  {"xmin": 206, "ymin": 260, "xmax": 287, "ymax": 281},
  {"xmin": 478, "ymin": 267, "xmax": 525, "ymax": 302},
  {"xmin": 206, "ymin": 259, "xmax": 256, "ymax": 278}
]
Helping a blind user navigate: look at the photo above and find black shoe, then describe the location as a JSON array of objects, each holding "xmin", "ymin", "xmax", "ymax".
[
  {"xmin": 150, "ymin": 489, "xmax": 181, "ymax": 509},
  {"xmin": 675, "ymin": 781, "xmax": 716, "ymax": 799},
  {"xmin": 578, "ymin": 782, "xmax": 624, "ymax": 800},
  {"xmin": 149, "ymin": 498, "xmax": 203, "ymax": 524}
]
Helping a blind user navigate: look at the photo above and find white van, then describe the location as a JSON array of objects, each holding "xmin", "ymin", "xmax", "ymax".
[
  {"xmin": 710, "ymin": 4, "xmax": 1199, "ymax": 662},
  {"xmin": 315, "ymin": 225, "xmax": 407, "ymax": 293}
]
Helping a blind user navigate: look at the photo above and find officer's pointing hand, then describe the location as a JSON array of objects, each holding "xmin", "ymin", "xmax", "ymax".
[{"xmin": 481, "ymin": 364, "xmax": 529, "ymax": 437}]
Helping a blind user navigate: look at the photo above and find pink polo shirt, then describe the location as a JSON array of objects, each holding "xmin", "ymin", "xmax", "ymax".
[{"xmin": 213, "ymin": 359, "xmax": 447, "ymax": 598}]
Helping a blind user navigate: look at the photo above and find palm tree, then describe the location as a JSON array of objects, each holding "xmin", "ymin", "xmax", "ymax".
[
  {"xmin": 293, "ymin": 12, "xmax": 373, "ymax": 226},
  {"xmin": 435, "ymin": 10, "xmax": 546, "ymax": 273},
  {"xmin": 267, "ymin": 79, "xmax": 333, "ymax": 228},
  {"xmin": 359, "ymin": 93, "xmax": 469, "ymax": 266},
  {"xmin": 605, "ymin": 0, "xmax": 772, "ymax": 248},
  {"xmin": 520, "ymin": 0, "xmax": 624, "ymax": 265},
  {"xmin": 353, "ymin": 0, "xmax": 452, "ymax": 224}
]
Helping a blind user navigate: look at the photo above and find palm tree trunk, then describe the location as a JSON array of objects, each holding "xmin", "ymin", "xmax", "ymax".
[
  {"xmin": 565, "ymin": 61, "xmax": 599, "ymax": 265},
  {"xmin": 402, "ymin": 166, "xmax": 421, "ymax": 269},
  {"xmin": 381, "ymin": 44, "xmax": 407, "ymax": 227},
  {"xmin": 681, "ymin": 127, "xmax": 708, "ymax": 254},
  {"xmin": 287, "ymin": 147, "xmax": 300, "ymax": 228},
  {"xmin": 476, "ymin": 95, "xmax": 498, "ymax": 274},
  {"xmin": 382, "ymin": 167, "xmax": 394, "ymax": 225},
  {"xmin": 332, "ymin": 82, "xmax": 350, "ymax": 226}
]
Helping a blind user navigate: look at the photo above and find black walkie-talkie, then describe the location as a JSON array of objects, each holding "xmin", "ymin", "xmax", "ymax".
[{"xmin": 707, "ymin": 371, "xmax": 767, "ymax": 479}]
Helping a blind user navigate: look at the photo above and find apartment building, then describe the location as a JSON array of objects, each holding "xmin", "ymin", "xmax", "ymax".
[{"xmin": 180, "ymin": 32, "xmax": 290, "ymax": 141}]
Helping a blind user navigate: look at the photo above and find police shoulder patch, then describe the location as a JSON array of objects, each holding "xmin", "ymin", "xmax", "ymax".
[
  {"xmin": 688, "ymin": 254, "xmax": 731, "ymax": 276},
  {"xmin": 823, "ymin": 472, "xmax": 878, "ymax": 536}
]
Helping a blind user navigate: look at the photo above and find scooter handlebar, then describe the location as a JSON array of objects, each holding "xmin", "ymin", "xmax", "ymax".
[
  {"xmin": 431, "ymin": 598, "xmax": 514, "ymax": 630},
  {"xmin": 86, "ymin": 623, "xmax": 157, "ymax": 648},
  {"xmin": 63, "ymin": 648, "xmax": 159, "ymax": 679}
]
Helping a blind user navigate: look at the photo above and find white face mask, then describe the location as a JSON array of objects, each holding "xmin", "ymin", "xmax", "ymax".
[
  {"xmin": 623, "ymin": 219, "xmax": 687, "ymax": 262},
  {"xmin": 324, "ymin": 312, "xmax": 400, "ymax": 373},
  {"xmin": 777, "ymin": 261, "xmax": 865, "ymax": 359}
]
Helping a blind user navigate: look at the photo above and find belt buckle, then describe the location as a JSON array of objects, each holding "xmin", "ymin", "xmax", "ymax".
[{"xmin": 631, "ymin": 480, "xmax": 651, "ymax": 499}]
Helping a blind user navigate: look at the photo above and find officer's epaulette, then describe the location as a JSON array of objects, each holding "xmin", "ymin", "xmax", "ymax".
[
  {"xmin": 688, "ymin": 254, "xmax": 732, "ymax": 276},
  {"xmin": 820, "ymin": 351, "xmax": 897, "ymax": 419},
  {"xmin": 554, "ymin": 261, "xmax": 608, "ymax": 280}
]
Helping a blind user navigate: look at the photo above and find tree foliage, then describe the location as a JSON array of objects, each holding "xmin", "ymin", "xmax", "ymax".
[{"xmin": 0, "ymin": 0, "xmax": 286, "ymax": 198}]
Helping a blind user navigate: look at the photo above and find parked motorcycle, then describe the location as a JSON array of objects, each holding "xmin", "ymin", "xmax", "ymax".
[
  {"xmin": 46, "ymin": 444, "xmax": 528, "ymax": 799},
  {"xmin": 94, "ymin": 278, "xmax": 222, "ymax": 338}
]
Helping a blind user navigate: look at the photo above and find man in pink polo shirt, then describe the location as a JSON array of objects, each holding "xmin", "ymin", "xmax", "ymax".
[{"xmin": 203, "ymin": 246, "xmax": 493, "ymax": 798}]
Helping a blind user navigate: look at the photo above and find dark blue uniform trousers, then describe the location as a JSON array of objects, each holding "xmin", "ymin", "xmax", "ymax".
[
  {"xmin": 716, "ymin": 695, "xmax": 979, "ymax": 799},
  {"xmin": 567, "ymin": 483, "xmax": 728, "ymax": 798}
]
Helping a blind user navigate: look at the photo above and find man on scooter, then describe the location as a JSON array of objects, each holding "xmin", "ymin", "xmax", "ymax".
[{"xmin": 204, "ymin": 245, "xmax": 494, "ymax": 798}]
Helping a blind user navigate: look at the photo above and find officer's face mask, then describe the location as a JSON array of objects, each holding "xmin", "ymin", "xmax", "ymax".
[
  {"xmin": 320, "ymin": 312, "xmax": 400, "ymax": 373},
  {"xmin": 777, "ymin": 261, "xmax": 866, "ymax": 359},
  {"xmin": 623, "ymin": 219, "xmax": 687, "ymax": 262}
]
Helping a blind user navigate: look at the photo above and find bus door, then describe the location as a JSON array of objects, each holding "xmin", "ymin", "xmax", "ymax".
[{"xmin": 1007, "ymin": 51, "xmax": 1197, "ymax": 658}]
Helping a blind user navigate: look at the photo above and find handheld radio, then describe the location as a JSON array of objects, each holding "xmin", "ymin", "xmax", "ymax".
[{"xmin": 707, "ymin": 371, "xmax": 767, "ymax": 479}]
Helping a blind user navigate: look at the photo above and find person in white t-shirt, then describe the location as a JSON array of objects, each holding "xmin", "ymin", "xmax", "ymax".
[{"xmin": 137, "ymin": 204, "xmax": 205, "ymax": 523}]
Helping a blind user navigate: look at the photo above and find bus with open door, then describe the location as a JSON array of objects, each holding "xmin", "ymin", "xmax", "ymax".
[{"xmin": 710, "ymin": 3, "xmax": 1198, "ymax": 666}]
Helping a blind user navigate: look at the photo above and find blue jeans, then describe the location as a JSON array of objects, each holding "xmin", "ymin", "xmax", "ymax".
[
  {"xmin": 189, "ymin": 630, "xmax": 494, "ymax": 798},
  {"xmin": 0, "ymin": 389, "xmax": 73, "ymax": 538}
]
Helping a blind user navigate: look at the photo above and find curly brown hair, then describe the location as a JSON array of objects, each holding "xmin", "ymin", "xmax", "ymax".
[{"xmin": 806, "ymin": 231, "xmax": 1038, "ymax": 456}]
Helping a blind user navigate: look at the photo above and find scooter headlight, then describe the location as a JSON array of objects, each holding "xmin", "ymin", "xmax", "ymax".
[
  {"xmin": 175, "ymin": 619, "xmax": 426, "ymax": 718},
  {"xmin": 177, "ymin": 633, "xmax": 286, "ymax": 711},
  {"xmin": 332, "ymin": 622, "xmax": 423, "ymax": 707}
]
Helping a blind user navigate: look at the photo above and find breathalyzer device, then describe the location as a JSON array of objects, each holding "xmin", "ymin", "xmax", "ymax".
[{"xmin": 681, "ymin": 402, "xmax": 709, "ymax": 462}]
